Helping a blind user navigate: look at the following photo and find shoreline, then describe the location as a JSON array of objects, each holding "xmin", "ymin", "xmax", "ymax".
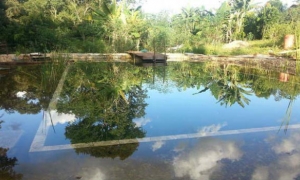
[{"xmin": 0, "ymin": 53, "xmax": 298, "ymax": 74}]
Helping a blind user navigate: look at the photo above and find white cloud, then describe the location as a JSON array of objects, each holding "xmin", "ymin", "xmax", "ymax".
[
  {"xmin": 16, "ymin": 91, "xmax": 27, "ymax": 98},
  {"xmin": 152, "ymin": 141, "xmax": 165, "ymax": 151},
  {"xmin": 173, "ymin": 138, "xmax": 242, "ymax": 180},
  {"xmin": 272, "ymin": 133, "xmax": 300, "ymax": 154},
  {"xmin": 252, "ymin": 132, "xmax": 300, "ymax": 180},
  {"xmin": 252, "ymin": 166, "xmax": 269, "ymax": 180},
  {"xmin": 197, "ymin": 123, "xmax": 227, "ymax": 136},
  {"xmin": 173, "ymin": 141, "xmax": 188, "ymax": 153},
  {"xmin": 83, "ymin": 169, "xmax": 106, "ymax": 180},
  {"xmin": 133, "ymin": 117, "xmax": 151, "ymax": 128},
  {"xmin": 44, "ymin": 110, "xmax": 76, "ymax": 126}
]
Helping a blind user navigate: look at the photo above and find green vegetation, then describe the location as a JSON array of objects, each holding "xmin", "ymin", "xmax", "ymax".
[{"xmin": 0, "ymin": 0, "xmax": 300, "ymax": 55}]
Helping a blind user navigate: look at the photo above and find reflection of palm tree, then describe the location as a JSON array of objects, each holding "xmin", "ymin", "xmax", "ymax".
[
  {"xmin": 217, "ymin": 81, "xmax": 251, "ymax": 107},
  {"xmin": 278, "ymin": 99, "xmax": 294, "ymax": 133},
  {"xmin": 195, "ymin": 64, "xmax": 252, "ymax": 107},
  {"xmin": 217, "ymin": 67, "xmax": 252, "ymax": 107},
  {"xmin": 278, "ymin": 84, "xmax": 298, "ymax": 133}
]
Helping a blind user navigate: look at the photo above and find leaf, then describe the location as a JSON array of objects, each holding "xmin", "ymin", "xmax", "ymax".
[{"xmin": 131, "ymin": 32, "xmax": 140, "ymax": 38}]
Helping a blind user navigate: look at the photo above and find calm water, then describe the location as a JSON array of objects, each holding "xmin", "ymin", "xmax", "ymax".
[{"xmin": 1, "ymin": 61, "xmax": 300, "ymax": 180}]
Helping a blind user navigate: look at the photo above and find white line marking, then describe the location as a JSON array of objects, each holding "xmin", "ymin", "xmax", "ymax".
[
  {"xmin": 30, "ymin": 64, "xmax": 71, "ymax": 152},
  {"xmin": 29, "ymin": 63, "xmax": 300, "ymax": 152},
  {"xmin": 29, "ymin": 123, "xmax": 300, "ymax": 152}
]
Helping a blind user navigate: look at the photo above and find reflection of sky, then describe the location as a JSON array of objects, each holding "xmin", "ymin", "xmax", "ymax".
[
  {"xmin": 0, "ymin": 110, "xmax": 42, "ymax": 132},
  {"xmin": 44, "ymin": 110, "xmax": 76, "ymax": 126},
  {"xmin": 16, "ymin": 91, "xmax": 27, "ymax": 98},
  {"xmin": 142, "ymin": 86, "xmax": 300, "ymax": 137},
  {"xmin": 173, "ymin": 138, "xmax": 242, "ymax": 180},
  {"xmin": 152, "ymin": 141, "xmax": 165, "ymax": 151},
  {"xmin": 252, "ymin": 132, "xmax": 300, "ymax": 180},
  {"xmin": 16, "ymin": 91, "xmax": 39, "ymax": 104},
  {"xmin": 43, "ymin": 110, "xmax": 76, "ymax": 146},
  {"xmin": 197, "ymin": 123, "xmax": 227, "ymax": 136},
  {"xmin": 0, "ymin": 110, "xmax": 43, "ymax": 160},
  {"xmin": 133, "ymin": 117, "xmax": 151, "ymax": 128}
]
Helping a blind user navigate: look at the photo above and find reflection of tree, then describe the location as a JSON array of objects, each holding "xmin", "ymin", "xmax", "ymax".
[
  {"xmin": 0, "ymin": 114, "xmax": 3, "ymax": 129},
  {"xmin": 278, "ymin": 84, "xmax": 298, "ymax": 133},
  {"xmin": 194, "ymin": 64, "xmax": 252, "ymax": 107},
  {"xmin": 0, "ymin": 62, "xmax": 65, "ymax": 114},
  {"xmin": 57, "ymin": 63, "xmax": 147, "ymax": 159},
  {"xmin": 0, "ymin": 116, "xmax": 22, "ymax": 180},
  {"xmin": 140, "ymin": 64, "xmax": 172, "ymax": 93},
  {"xmin": 165, "ymin": 62, "xmax": 300, "ymax": 108},
  {"xmin": 215, "ymin": 78, "xmax": 251, "ymax": 108},
  {"xmin": 0, "ymin": 148, "xmax": 22, "ymax": 180},
  {"xmin": 75, "ymin": 144, "xmax": 139, "ymax": 160},
  {"xmin": 0, "ymin": 66, "xmax": 42, "ymax": 114},
  {"xmin": 65, "ymin": 112, "xmax": 145, "ymax": 144}
]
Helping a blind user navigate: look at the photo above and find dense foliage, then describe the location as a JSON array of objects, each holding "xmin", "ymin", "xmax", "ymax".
[{"xmin": 0, "ymin": 0, "xmax": 299, "ymax": 53}]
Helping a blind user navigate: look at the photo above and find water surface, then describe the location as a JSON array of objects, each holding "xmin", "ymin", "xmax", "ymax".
[{"xmin": 1, "ymin": 62, "xmax": 300, "ymax": 180}]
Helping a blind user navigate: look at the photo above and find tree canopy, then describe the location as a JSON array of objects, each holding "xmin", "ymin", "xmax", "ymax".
[{"xmin": 0, "ymin": 0, "xmax": 299, "ymax": 53}]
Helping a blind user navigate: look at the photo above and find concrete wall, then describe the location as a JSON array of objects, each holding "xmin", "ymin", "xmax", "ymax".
[{"xmin": 0, "ymin": 53, "xmax": 133, "ymax": 62}]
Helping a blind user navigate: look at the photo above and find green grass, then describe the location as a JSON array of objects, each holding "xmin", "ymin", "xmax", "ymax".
[{"xmin": 191, "ymin": 39, "xmax": 284, "ymax": 56}]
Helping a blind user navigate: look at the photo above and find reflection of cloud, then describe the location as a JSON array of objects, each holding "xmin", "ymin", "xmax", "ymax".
[
  {"xmin": 133, "ymin": 117, "xmax": 151, "ymax": 128},
  {"xmin": 174, "ymin": 141, "xmax": 188, "ymax": 153},
  {"xmin": 152, "ymin": 141, "xmax": 165, "ymax": 151},
  {"xmin": 197, "ymin": 123, "xmax": 227, "ymax": 136},
  {"xmin": 173, "ymin": 138, "xmax": 242, "ymax": 180},
  {"xmin": 0, "ymin": 130, "xmax": 23, "ymax": 148},
  {"xmin": 272, "ymin": 133, "xmax": 300, "ymax": 154},
  {"xmin": 16, "ymin": 91, "xmax": 39, "ymax": 104},
  {"xmin": 252, "ymin": 132, "xmax": 300, "ymax": 180},
  {"xmin": 18, "ymin": 149, "xmax": 172, "ymax": 179},
  {"xmin": 82, "ymin": 168, "xmax": 106, "ymax": 180},
  {"xmin": 252, "ymin": 166, "xmax": 269, "ymax": 180},
  {"xmin": 10, "ymin": 123, "xmax": 21, "ymax": 131},
  {"xmin": 44, "ymin": 110, "xmax": 76, "ymax": 126},
  {"xmin": 16, "ymin": 91, "xmax": 26, "ymax": 98},
  {"xmin": 18, "ymin": 152, "xmax": 107, "ymax": 180}
]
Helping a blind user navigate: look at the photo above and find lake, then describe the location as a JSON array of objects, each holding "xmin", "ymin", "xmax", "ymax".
[{"xmin": 1, "ymin": 61, "xmax": 300, "ymax": 180}]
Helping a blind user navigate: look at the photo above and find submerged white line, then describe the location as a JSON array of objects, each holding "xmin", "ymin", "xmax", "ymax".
[
  {"xmin": 30, "ymin": 64, "xmax": 71, "ymax": 152},
  {"xmin": 29, "ymin": 63, "xmax": 300, "ymax": 152},
  {"xmin": 29, "ymin": 124, "xmax": 300, "ymax": 152}
]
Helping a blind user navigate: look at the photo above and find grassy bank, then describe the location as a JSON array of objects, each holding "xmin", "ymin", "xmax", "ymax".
[{"xmin": 186, "ymin": 39, "xmax": 293, "ymax": 57}]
